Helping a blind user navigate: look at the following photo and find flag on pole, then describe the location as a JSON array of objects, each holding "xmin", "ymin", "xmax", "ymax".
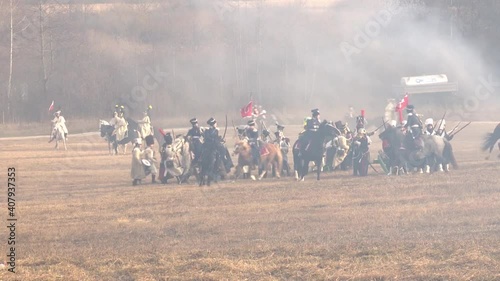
[
  {"xmin": 240, "ymin": 101, "xmax": 253, "ymax": 118},
  {"xmin": 395, "ymin": 94, "xmax": 408, "ymax": 112},
  {"xmin": 48, "ymin": 100, "xmax": 55, "ymax": 112},
  {"xmin": 395, "ymin": 94, "xmax": 408, "ymax": 124}
]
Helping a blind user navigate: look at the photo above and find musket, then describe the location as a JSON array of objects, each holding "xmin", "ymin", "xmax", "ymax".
[
  {"xmin": 368, "ymin": 120, "xmax": 387, "ymax": 136},
  {"xmin": 449, "ymin": 121, "xmax": 471, "ymax": 138},
  {"xmin": 436, "ymin": 110, "xmax": 447, "ymax": 134},
  {"xmin": 369, "ymin": 162, "xmax": 381, "ymax": 174},
  {"xmin": 382, "ymin": 117, "xmax": 386, "ymax": 130},
  {"xmin": 447, "ymin": 121, "xmax": 461, "ymax": 136}
]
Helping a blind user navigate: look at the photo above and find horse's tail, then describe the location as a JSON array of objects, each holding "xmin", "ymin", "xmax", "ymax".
[
  {"xmin": 482, "ymin": 125, "xmax": 500, "ymax": 153},
  {"xmin": 443, "ymin": 141, "xmax": 458, "ymax": 169}
]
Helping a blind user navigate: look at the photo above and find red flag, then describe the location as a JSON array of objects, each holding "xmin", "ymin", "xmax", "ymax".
[
  {"xmin": 240, "ymin": 101, "xmax": 253, "ymax": 118},
  {"xmin": 395, "ymin": 94, "xmax": 408, "ymax": 112},
  {"xmin": 48, "ymin": 100, "xmax": 54, "ymax": 112},
  {"xmin": 395, "ymin": 94, "xmax": 408, "ymax": 124}
]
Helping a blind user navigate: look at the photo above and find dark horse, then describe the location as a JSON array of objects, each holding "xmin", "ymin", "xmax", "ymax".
[
  {"xmin": 99, "ymin": 118, "xmax": 139, "ymax": 154},
  {"xmin": 379, "ymin": 126, "xmax": 407, "ymax": 175},
  {"xmin": 482, "ymin": 123, "xmax": 500, "ymax": 160},
  {"xmin": 198, "ymin": 140, "xmax": 229, "ymax": 186},
  {"xmin": 292, "ymin": 121, "xmax": 340, "ymax": 181}
]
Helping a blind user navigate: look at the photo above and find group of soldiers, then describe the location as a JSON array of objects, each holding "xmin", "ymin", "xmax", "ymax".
[{"xmin": 91, "ymin": 99, "xmax": 462, "ymax": 185}]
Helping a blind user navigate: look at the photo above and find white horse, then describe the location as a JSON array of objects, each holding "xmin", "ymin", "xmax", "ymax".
[{"xmin": 51, "ymin": 123, "xmax": 67, "ymax": 150}]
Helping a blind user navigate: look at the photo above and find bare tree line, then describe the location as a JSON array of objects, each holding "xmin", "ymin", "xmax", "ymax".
[{"xmin": 1, "ymin": 0, "xmax": 499, "ymax": 123}]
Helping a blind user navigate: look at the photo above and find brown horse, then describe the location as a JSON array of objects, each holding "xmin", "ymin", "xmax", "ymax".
[{"xmin": 233, "ymin": 140, "xmax": 283, "ymax": 180}]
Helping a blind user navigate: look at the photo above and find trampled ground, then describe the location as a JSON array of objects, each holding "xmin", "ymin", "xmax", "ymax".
[{"xmin": 0, "ymin": 122, "xmax": 499, "ymax": 280}]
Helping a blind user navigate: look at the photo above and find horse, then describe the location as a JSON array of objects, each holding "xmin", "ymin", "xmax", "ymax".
[
  {"xmin": 99, "ymin": 118, "xmax": 139, "ymax": 155},
  {"xmin": 412, "ymin": 134, "xmax": 458, "ymax": 172},
  {"xmin": 482, "ymin": 123, "xmax": 500, "ymax": 160},
  {"xmin": 292, "ymin": 121, "xmax": 340, "ymax": 181},
  {"xmin": 198, "ymin": 140, "xmax": 229, "ymax": 186},
  {"xmin": 378, "ymin": 126, "xmax": 407, "ymax": 175},
  {"xmin": 51, "ymin": 123, "xmax": 67, "ymax": 150},
  {"xmin": 99, "ymin": 120, "xmax": 115, "ymax": 154},
  {"xmin": 233, "ymin": 139, "xmax": 283, "ymax": 180}
]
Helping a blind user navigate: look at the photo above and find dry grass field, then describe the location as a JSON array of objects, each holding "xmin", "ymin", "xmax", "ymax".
[{"xmin": 0, "ymin": 122, "xmax": 499, "ymax": 280}]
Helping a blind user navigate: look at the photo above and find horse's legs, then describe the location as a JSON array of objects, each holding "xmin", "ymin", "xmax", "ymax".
[
  {"xmin": 234, "ymin": 165, "xmax": 242, "ymax": 180},
  {"xmin": 316, "ymin": 159, "xmax": 321, "ymax": 180},
  {"xmin": 301, "ymin": 160, "xmax": 308, "ymax": 181}
]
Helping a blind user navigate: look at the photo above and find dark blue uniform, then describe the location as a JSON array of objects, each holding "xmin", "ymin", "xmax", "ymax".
[
  {"xmin": 246, "ymin": 127, "xmax": 260, "ymax": 166},
  {"xmin": 187, "ymin": 126, "xmax": 203, "ymax": 162}
]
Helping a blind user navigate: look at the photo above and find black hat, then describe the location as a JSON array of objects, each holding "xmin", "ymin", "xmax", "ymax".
[
  {"xmin": 335, "ymin": 120, "xmax": 345, "ymax": 129},
  {"xmin": 145, "ymin": 135, "xmax": 155, "ymax": 146},
  {"xmin": 406, "ymin": 105, "xmax": 415, "ymax": 111},
  {"xmin": 190, "ymin": 118, "xmax": 198, "ymax": 124},
  {"xmin": 277, "ymin": 124, "xmax": 285, "ymax": 130},
  {"xmin": 262, "ymin": 129, "xmax": 270, "ymax": 136},
  {"xmin": 163, "ymin": 133, "xmax": 173, "ymax": 145},
  {"xmin": 248, "ymin": 120, "xmax": 256, "ymax": 126},
  {"xmin": 311, "ymin": 108, "xmax": 320, "ymax": 116},
  {"xmin": 207, "ymin": 117, "xmax": 216, "ymax": 126}
]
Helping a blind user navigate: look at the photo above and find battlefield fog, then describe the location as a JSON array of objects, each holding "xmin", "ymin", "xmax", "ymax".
[{"xmin": 1, "ymin": 0, "xmax": 499, "ymax": 124}]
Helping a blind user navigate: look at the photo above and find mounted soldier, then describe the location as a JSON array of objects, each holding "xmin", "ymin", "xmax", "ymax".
[
  {"xmin": 186, "ymin": 118, "xmax": 204, "ymax": 164},
  {"xmin": 49, "ymin": 110, "xmax": 68, "ymax": 143},
  {"xmin": 403, "ymin": 105, "xmax": 423, "ymax": 149},
  {"xmin": 112, "ymin": 110, "xmax": 128, "ymax": 144},
  {"xmin": 298, "ymin": 108, "xmax": 321, "ymax": 156},
  {"xmin": 246, "ymin": 119, "xmax": 260, "ymax": 168}
]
